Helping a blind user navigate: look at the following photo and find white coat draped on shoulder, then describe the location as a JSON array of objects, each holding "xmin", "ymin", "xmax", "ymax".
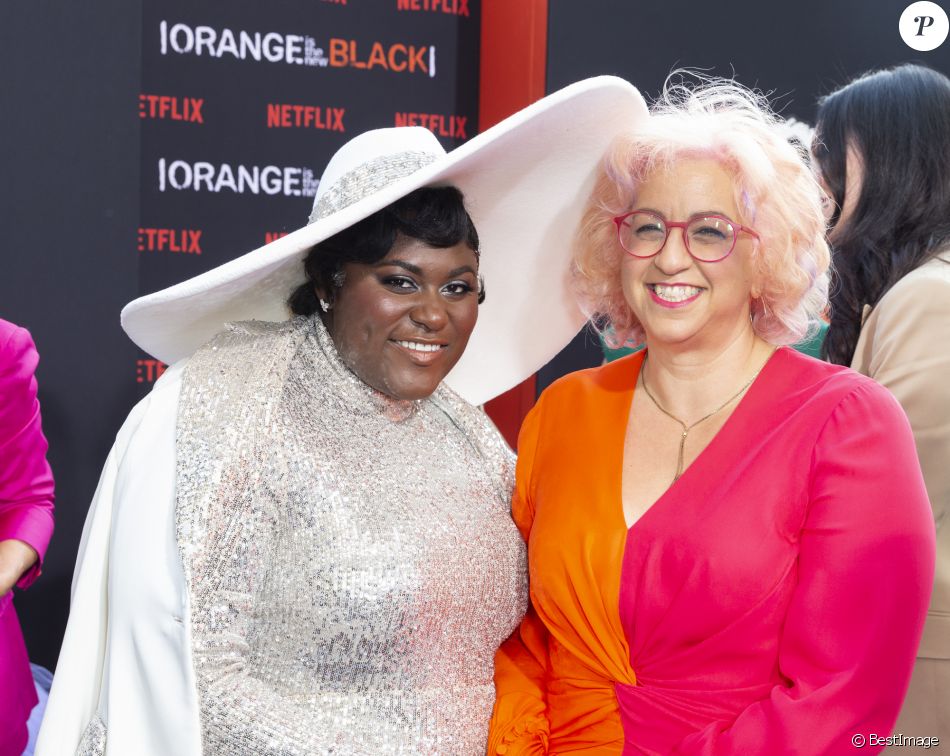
[{"xmin": 36, "ymin": 363, "xmax": 202, "ymax": 756}]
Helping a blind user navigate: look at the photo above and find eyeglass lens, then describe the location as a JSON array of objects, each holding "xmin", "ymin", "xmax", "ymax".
[{"xmin": 619, "ymin": 213, "xmax": 737, "ymax": 262}]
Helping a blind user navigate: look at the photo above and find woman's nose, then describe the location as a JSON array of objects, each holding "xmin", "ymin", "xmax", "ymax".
[
  {"xmin": 409, "ymin": 292, "xmax": 449, "ymax": 331},
  {"xmin": 653, "ymin": 228, "xmax": 693, "ymax": 274}
]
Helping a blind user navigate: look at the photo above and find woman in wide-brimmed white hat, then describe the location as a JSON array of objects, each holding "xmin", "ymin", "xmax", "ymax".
[{"xmin": 36, "ymin": 77, "xmax": 648, "ymax": 755}]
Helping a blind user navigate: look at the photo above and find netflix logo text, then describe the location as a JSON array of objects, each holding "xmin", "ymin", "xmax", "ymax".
[
  {"xmin": 138, "ymin": 228, "xmax": 202, "ymax": 255},
  {"xmin": 394, "ymin": 112, "xmax": 467, "ymax": 139},
  {"xmin": 157, "ymin": 159, "xmax": 320, "ymax": 197},
  {"xmin": 265, "ymin": 232, "xmax": 289, "ymax": 244},
  {"xmin": 397, "ymin": 0, "xmax": 470, "ymax": 16},
  {"xmin": 136, "ymin": 359, "xmax": 167, "ymax": 384},
  {"xmin": 328, "ymin": 39, "xmax": 436, "ymax": 77},
  {"xmin": 139, "ymin": 94, "xmax": 204, "ymax": 123},
  {"xmin": 267, "ymin": 104, "xmax": 345, "ymax": 131}
]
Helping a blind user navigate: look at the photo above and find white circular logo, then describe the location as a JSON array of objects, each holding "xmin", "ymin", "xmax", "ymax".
[{"xmin": 900, "ymin": 1, "xmax": 949, "ymax": 50}]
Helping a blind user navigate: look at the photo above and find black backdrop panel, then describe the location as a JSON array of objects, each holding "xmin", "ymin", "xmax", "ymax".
[
  {"xmin": 0, "ymin": 0, "xmax": 143, "ymax": 672},
  {"xmin": 541, "ymin": 0, "xmax": 950, "ymax": 390}
]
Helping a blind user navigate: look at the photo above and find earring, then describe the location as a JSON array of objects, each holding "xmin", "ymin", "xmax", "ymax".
[{"xmin": 319, "ymin": 299, "xmax": 331, "ymax": 313}]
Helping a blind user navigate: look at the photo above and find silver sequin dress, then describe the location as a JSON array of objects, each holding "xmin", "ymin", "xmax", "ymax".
[{"xmin": 174, "ymin": 316, "xmax": 528, "ymax": 755}]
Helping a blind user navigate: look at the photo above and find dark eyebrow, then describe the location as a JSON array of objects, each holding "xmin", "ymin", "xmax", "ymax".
[
  {"xmin": 374, "ymin": 260, "xmax": 477, "ymax": 278},
  {"xmin": 447, "ymin": 265, "xmax": 477, "ymax": 277},
  {"xmin": 374, "ymin": 259, "xmax": 423, "ymax": 275}
]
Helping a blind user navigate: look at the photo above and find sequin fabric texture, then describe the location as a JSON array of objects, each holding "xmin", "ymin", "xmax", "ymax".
[
  {"xmin": 76, "ymin": 715, "xmax": 106, "ymax": 756},
  {"xmin": 176, "ymin": 316, "xmax": 527, "ymax": 755}
]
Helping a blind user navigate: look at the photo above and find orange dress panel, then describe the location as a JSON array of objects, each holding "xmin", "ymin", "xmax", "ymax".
[{"xmin": 489, "ymin": 353, "xmax": 644, "ymax": 755}]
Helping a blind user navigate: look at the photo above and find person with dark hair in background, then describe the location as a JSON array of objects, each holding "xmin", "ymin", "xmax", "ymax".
[
  {"xmin": 37, "ymin": 78, "xmax": 647, "ymax": 755},
  {"xmin": 814, "ymin": 62, "xmax": 950, "ymax": 745},
  {"xmin": 0, "ymin": 319, "xmax": 55, "ymax": 756}
]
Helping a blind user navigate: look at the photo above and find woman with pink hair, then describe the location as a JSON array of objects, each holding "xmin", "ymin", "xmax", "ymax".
[
  {"xmin": 489, "ymin": 78, "xmax": 935, "ymax": 754},
  {"xmin": 0, "ymin": 318, "xmax": 55, "ymax": 756}
]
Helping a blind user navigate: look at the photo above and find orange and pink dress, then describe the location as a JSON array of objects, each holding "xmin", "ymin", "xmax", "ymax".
[{"xmin": 489, "ymin": 348, "xmax": 935, "ymax": 755}]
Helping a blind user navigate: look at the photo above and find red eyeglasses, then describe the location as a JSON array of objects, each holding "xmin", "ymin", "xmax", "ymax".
[{"xmin": 613, "ymin": 210, "xmax": 760, "ymax": 263}]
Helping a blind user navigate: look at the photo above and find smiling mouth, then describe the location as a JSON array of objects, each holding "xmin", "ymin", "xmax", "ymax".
[
  {"xmin": 389, "ymin": 339, "xmax": 450, "ymax": 365},
  {"xmin": 393, "ymin": 339, "xmax": 448, "ymax": 353},
  {"xmin": 648, "ymin": 283, "xmax": 704, "ymax": 303}
]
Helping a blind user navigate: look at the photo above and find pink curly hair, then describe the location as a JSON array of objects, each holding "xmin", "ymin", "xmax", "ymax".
[{"xmin": 573, "ymin": 74, "xmax": 830, "ymax": 349}]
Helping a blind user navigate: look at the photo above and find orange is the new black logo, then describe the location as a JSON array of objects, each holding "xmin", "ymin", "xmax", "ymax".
[
  {"xmin": 157, "ymin": 22, "xmax": 437, "ymax": 78},
  {"xmin": 159, "ymin": 21, "xmax": 329, "ymax": 67},
  {"xmin": 328, "ymin": 39, "xmax": 436, "ymax": 77},
  {"xmin": 157, "ymin": 159, "xmax": 320, "ymax": 197}
]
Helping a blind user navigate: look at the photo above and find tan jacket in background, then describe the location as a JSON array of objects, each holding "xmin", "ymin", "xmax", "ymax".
[{"xmin": 851, "ymin": 253, "xmax": 950, "ymax": 741}]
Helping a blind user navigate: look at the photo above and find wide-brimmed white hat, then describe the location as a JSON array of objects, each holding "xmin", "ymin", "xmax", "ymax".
[{"xmin": 122, "ymin": 76, "xmax": 648, "ymax": 405}]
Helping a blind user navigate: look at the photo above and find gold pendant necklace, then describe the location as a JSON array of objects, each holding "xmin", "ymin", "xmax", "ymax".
[{"xmin": 639, "ymin": 352, "xmax": 774, "ymax": 483}]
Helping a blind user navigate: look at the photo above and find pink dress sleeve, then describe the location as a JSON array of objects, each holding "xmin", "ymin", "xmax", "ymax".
[
  {"xmin": 679, "ymin": 381, "xmax": 936, "ymax": 754},
  {"xmin": 0, "ymin": 324, "xmax": 55, "ymax": 588}
]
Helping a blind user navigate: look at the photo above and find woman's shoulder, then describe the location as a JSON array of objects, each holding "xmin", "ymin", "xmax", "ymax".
[
  {"xmin": 876, "ymin": 255, "xmax": 950, "ymax": 312},
  {"xmin": 0, "ymin": 320, "xmax": 36, "ymax": 387},
  {"xmin": 0, "ymin": 316, "xmax": 25, "ymax": 345},
  {"xmin": 203, "ymin": 317, "xmax": 304, "ymax": 354},
  {"xmin": 117, "ymin": 360, "xmax": 186, "ymax": 446},
  {"xmin": 181, "ymin": 317, "xmax": 308, "ymax": 391},
  {"xmin": 768, "ymin": 347, "xmax": 904, "ymax": 425},
  {"xmin": 537, "ymin": 350, "xmax": 643, "ymax": 410},
  {"xmin": 900, "ymin": 253, "xmax": 950, "ymax": 284},
  {"xmin": 853, "ymin": 255, "xmax": 950, "ymax": 369},
  {"xmin": 430, "ymin": 385, "xmax": 516, "ymax": 492},
  {"xmin": 433, "ymin": 384, "xmax": 513, "ymax": 452},
  {"xmin": 81, "ymin": 359, "xmax": 184, "ymax": 504},
  {"xmin": 772, "ymin": 345, "xmax": 885, "ymax": 396},
  {"xmin": 0, "ymin": 318, "xmax": 35, "ymax": 364}
]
